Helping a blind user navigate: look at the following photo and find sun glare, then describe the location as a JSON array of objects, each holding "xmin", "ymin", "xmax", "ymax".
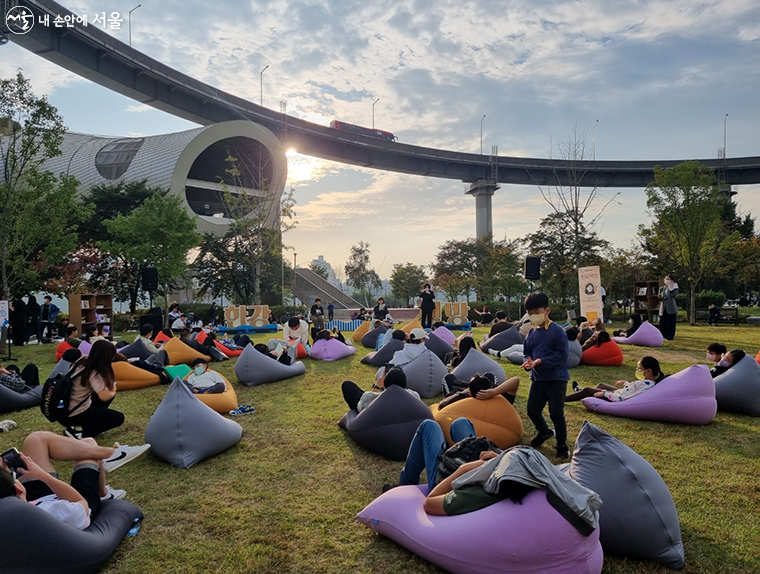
[{"xmin": 286, "ymin": 150, "xmax": 328, "ymax": 185}]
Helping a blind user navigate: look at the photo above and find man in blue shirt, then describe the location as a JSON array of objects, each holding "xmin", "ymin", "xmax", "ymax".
[{"xmin": 522, "ymin": 292, "xmax": 570, "ymax": 459}]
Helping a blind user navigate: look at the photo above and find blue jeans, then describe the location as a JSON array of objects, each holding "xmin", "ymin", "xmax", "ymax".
[{"xmin": 398, "ymin": 418, "xmax": 476, "ymax": 490}]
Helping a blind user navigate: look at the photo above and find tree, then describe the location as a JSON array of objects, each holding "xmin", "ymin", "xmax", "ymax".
[
  {"xmin": 598, "ymin": 246, "xmax": 648, "ymax": 307},
  {"xmin": 639, "ymin": 161, "xmax": 738, "ymax": 324},
  {"xmin": 42, "ymin": 244, "xmax": 104, "ymax": 295},
  {"xmin": 344, "ymin": 241, "xmax": 381, "ymax": 306},
  {"xmin": 308, "ymin": 261, "xmax": 329, "ymax": 281},
  {"xmin": 390, "ymin": 263, "xmax": 428, "ymax": 306}
]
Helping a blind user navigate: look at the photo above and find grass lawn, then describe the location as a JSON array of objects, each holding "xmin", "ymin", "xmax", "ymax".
[{"xmin": 1, "ymin": 323, "xmax": 759, "ymax": 574}]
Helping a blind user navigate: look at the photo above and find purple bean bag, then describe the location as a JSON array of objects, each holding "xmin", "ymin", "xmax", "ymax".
[
  {"xmin": 424, "ymin": 332, "xmax": 455, "ymax": 363},
  {"xmin": 479, "ymin": 325, "xmax": 524, "ymax": 353},
  {"xmin": 451, "ymin": 350, "xmax": 507, "ymax": 385},
  {"xmin": 430, "ymin": 326, "xmax": 455, "ymax": 345},
  {"xmin": 612, "ymin": 321, "xmax": 663, "ymax": 347},
  {"xmin": 400, "ymin": 349, "xmax": 447, "ymax": 398},
  {"xmin": 360, "ymin": 339, "xmax": 404, "ymax": 366},
  {"xmin": 310, "ymin": 338, "xmax": 357, "ymax": 361},
  {"xmin": 361, "ymin": 325, "xmax": 388, "ymax": 348},
  {"xmin": 713, "ymin": 354, "xmax": 760, "ymax": 416},
  {"xmin": 78, "ymin": 340, "xmax": 93, "ymax": 355},
  {"xmin": 581, "ymin": 364, "xmax": 717, "ymax": 424},
  {"xmin": 357, "ymin": 485, "xmax": 603, "ymax": 574}
]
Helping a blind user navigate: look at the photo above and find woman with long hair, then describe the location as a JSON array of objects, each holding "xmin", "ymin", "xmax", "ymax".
[{"xmin": 565, "ymin": 356, "xmax": 666, "ymax": 402}]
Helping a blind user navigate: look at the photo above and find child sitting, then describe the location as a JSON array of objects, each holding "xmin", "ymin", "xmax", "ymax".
[
  {"xmin": 565, "ymin": 356, "xmax": 666, "ymax": 402},
  {"xmin": 183, "ymin": 358, "xmax": 226, "ymax": 394}
]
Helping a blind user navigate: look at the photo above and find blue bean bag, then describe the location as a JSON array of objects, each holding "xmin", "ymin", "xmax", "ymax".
[
  {"xmin": 145, "ymin": 377, "xmax": 243, "ymax": 468},
  {"xmin": 424, "ymin": 332, "xmax": 454, "ymax": 363},
  {"xmin": 713, "ymin": 354, "xmax": 760, "ymax": 416},
  {"xmin": 568, "ymin": 339, "xmax": 583, "ymax": 368},
  {"xmin": 360, "ymin": 339, "xmax": 404, "ymax": 366},
  {"xmin": 338, "ymin": 385, "xmax": 434, "ymax": 460},
  {"xmin": 562, "ymin": 421, "xmax": 684, "ymax": 568},
  {"xmin": 399, "ymin": 349, "xmax": 447, "ymax": 398},
  {"xmin": 234, "ymin": 343, "xmax": 306, "ymax": 386},
  {"xmin": 118, "ymin": 341, "xmax": 153, "ymax": 361},
  {"xmin": 612, "ymin": 321, "xmax": 663, "ymax": 347},
  {"xmin": 0, "ymin": 384, "xmax": 43, "ymax": 414},
  {"xmin": 310, "ymin": 338, "xmax": 357, "ymax": 361},
  {"xmin": 361, "ymin": 325, "xmax": 388, "ymax": 348},
  {"xmin": 451, "ymin": 350, "xmax": 507, "ymax": 385},
  {"xmin": 479, "ymin": 325, "xmax": 523, "ymax": 353},
  {"xmin": 0, "ymin": 497, "xmax": 143, "ymax": 574}
]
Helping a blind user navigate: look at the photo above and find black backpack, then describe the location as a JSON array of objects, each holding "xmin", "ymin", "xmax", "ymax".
[
  {"xmin": 436, "ymin": 436, "xmax": 501, "ymax": 485},
  {"xmin": 40, "ymin": 370, "xmax": 89, "ymax": 423}
]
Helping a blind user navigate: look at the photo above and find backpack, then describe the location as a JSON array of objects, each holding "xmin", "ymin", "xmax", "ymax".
[
  {"xmin": 436, "ymin": 436, "xmax": 501, "ymax": 485},
  {"xmin": 40, "ymin": 370, "xmax": 90, "ymax": 423}
]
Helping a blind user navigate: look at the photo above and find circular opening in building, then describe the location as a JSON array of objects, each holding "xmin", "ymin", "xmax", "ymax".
[{"xmin": 95, "ymin": 138, "xmax": 145, "ymax": 180}]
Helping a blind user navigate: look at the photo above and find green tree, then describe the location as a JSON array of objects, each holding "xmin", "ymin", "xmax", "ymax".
[
  {"xmin": 308, "ymin": 261, "xmax": 329, "ymax": 281},
  {"xmin": 639, "ymin": 161, "xmax": 737, "ymax": 324},
  {"xmin": 344, "ymin": 241, "xmax": 381, "ymax": 306},
  {"xmin": 390, "ymin": 263, "xmax": 428, "ymax": 307}
]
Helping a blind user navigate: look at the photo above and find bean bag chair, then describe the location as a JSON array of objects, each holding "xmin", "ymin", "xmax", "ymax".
[
  {"xmin": 351, "ymin": 321, "xmax": 371, "ymax": 343},
  {"xmin": 713, "ymin": 354, "xmax": 760, "ymax": 416},
  {"xmin": 145, "ymin": 377, "xmax": 243, "ymax": 468},
  {"xmin": 400, "ymin": 318, "xmax": 424, "ymax": 334},
  {"xmin": 582, "ymin": 364, "xmax": 717, "ymax": 425},
  {"xmin": 153, "ymin": 330, "xmax": 171, "ymax": 344},
  {"xmin": 432, "ymin": 396, "xmax": 523, "ymax": 449},
  {"xmin": 451, "ymin": 349, "xmax": 508, "ymax": 385},
  {"xmin": 430, "ymin": 326, "xmax": 455, "ymax": 345},
  {"xmin": 48, "ymin": 351, "xmax": 81, "ymax": 380},
  {"xmin": 479, "ymin": 325, "xmax": 523, "ymax": 353},
  {"xmin": 568, "ymin": 339, "xmax": 583, "ymax": 368},
  {"xmin": 0, "ymin": 497, "xmax": 144, "ymax": 574},
  {"xmin": 756, "ymin": 349, "xmax": 760, "ymax": 365},
  {"xmin": 357, "ymin": 485, "xmax": 603, "ymax": 574},
  {"xmin": 310, "ymin": 338, "xmax": 357, "ymax": 361},
  {"xmin": 581, "ymin": 340, "xmax": 624, "ymax": 366},
  {"xmin": 612, "ymin": 321, "xmax": 663, "ymax": 347},
  {"xmin": 195, "ymin": 330, "xmax": 244, "ymax": 357},
  {"xmin": 424, "ymin": 333, "xmax": 454, "ymax": 363},
  {"xmin": 118, "ymin": 341, "xmax": 153, "ymax": 361},
  {"xmin": 183, "ymin": 372, "xmax": 238, "ymax": 414},
  {"xmin": 77, "ymin": 341, "xmax": 92, "ymax": 356},
  {"xmin": 235, "ymin": 343, "xmax": 306, "ymax": 387},
  {"xmin": 562, "ymin": 421, "xmax": 684, "ymax": 568},
  {"xmin": 163, "ymin": 337, "xmax": 212, "ymax": 365},
  {"xmin": 55, "ymin": 340, "xmax": 74, "ymax": 361},
  {"xmin": 165, "ymin": 364, "xmax": 192, "ymax": 379},
  {"xmin": 399, "ymin": 349, "xmax": 447, "ymax": 399},
  {"xmin": 338, "ymin": 385, "xmax": 434, "ymax": 460},
  {"xmin": 361, "ymin": 325, "xmax": 388, "ymax": 348},
  {"xmin": 360, "ymin": 339, "xmax": 404, "ymax": 366},
  {"xmin": 0, "ymin": 384, "xmax": 43, "ymax": 414},
  {"xmin": 113, "ymin": 361, "xmax": 161, "ymax": 390}
]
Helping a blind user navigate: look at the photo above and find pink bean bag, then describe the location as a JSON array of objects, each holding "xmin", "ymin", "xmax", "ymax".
[
  {"xmin": 581, "ymin": 340, "xmax": 624, "ymax": 366},
  {"xmin": 612, "ymin": 321, "xmax": 663, "ymax": 347},
  {"xmin": 310, "ymin": 338, "xmax": 356, "ymax": 361},
  {"xmin": 581, "ymin": 364, "xmax": 717, "ymax": 424},
  {"xmin": 195, "ymin": 330, "xmax": 244, "ymax": 357},
  {"xmin": 357, "ymin": 485, "xmax": 603, "ymax": 574},
  {"xmin": 430, "ymin": 326, "xmax": 455, "ymax": 345}
]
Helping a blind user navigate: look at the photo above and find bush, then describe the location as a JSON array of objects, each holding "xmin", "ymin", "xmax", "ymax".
[
  {"xmin": 466, "ymin": 300, "xmax": 524, "ymax": 322},
  {"xmin": 675, "ymin": 290, "xmax": 726, "ymax": 309},
  {"xmin": 270, "ymin": 304, "xmax": 307, "ymax": 323}
]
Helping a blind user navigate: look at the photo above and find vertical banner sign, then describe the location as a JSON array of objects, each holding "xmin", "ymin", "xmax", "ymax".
[
  {"xmin": 0, "ymin": 301, "xmax": 8, "ymax": 325},
  {"xmin": 578, "ymin": 266, "xmax": 603, "ymax": 322}
]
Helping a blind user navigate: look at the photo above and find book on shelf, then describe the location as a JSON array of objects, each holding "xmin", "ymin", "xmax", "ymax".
[
  {"xmin": 637, "ymin": 287, "xmax": 648, "ymax": 296},
  {"xmin": 102, "ymin": 325, "xmax": 110, "ymax": 336},
  {"xmin": 81, "ymin": 300, "xmax": 89, "ymax": 309}
]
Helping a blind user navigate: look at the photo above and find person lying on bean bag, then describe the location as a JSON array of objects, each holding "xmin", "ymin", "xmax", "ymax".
[
  {"xmin": 342, "ymin": 365, "xmax": 420, "ymax": 413},
  {"xmin": 255, "ymin": 342, "xmax": 296, "ymax": 365},
  {"xmin": 566, "ymin": 356, "xmax": 666, "ymax": 402},
  {"xmin": 706, "ymin": 345, "xmax": 745, "ymax": 378},
  {"xmin": 182, "ymin": 358, "xmax": 226, "ymax": 394},
  {"xmin": 440, "ymin": 373, "xmax": 520, "ymax": 407}
]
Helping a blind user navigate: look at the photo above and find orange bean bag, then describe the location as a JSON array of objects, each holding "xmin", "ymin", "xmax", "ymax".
[
  {"xmin": 153, "ymin": 330, "xmax": 171, "ymax": 344},
  {"xmin": 55, "ymin": 341, "xmax": 74, "ymax": 362},
  {"xmin": 163, "ymin": 337, "xmax": 212, "ymax": 365},
  {"xmin": 755, "ymin": 349, "xmax": 760, "ymax": 365},
  {"xmin": 352, "ymin": 321, "xmax": 372, "ymax": 343},
  {"xmin": 183, "ymin": 372, "xmax": 238, "ymax": 414},
  {"xmin": 195, "ymin": 331, "xmax": 244, "ymax": 357},
  {"xmin": 431, "ymin": 396, "xmax": 523, "ymax": 450},
  {"xmin": 113, "ymin": 361, "xmax": 162, "ymax": 390},
  {"xmin": 580, "ymin": 340, "xmax": 624, "ymax": 366},
  {"xmin": 401, "ymin": 318, "xmax": 424, "ymax": 334}
]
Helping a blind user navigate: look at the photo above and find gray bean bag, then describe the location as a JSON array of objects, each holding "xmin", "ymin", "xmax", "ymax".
[
  {"xmin": 399, "ymin": 349, "xmax": 447, "ymax": 398},
  {"xmin": 562, "ymin": 421, "xmax": 684, "ymax": 569},
  {"xmin": 338, "ymin": 385, "xmax": 434, "ymax": 460},
  {"xmin": 451, "ymin": 350, "xmax": 507, "ymax": 385},
  {"xmin": 119, "ymin": 341, "xmax": 153, "ymax": 361},
  {"xmin": 424, "ymin": 333, "xmax": 455, "ymax": 363},
  {"xmin": 361, "ymin": 325, "xmax": 388, "ymax": 348},
  {"xmin": 145, "ymin": 377, "xmax": 243, "ymax": 468},
  {"xmin": 361, "ymin": 339, "xmax": 405, "ymax": 366},
  {"xmin": 479, "ymin": 326, "xmax": 524, "ymax": 353},
  {"xmin": 234, "ymin": 343, "xmax": 306, "ymax": 386},
  {"xmin": 0, "ymin": 384, "xmax": 43, "ymax": 414},
  {"xmin": 567, "ymin": 339, "xmax": 583, "ymax": 368},
  {"xmin": 0, "ymin": 496, "xmax": 143, "ymax": 574},
  {"xmin": 713, "ymin": 354, "xmax": 760, "ymax": 416}
]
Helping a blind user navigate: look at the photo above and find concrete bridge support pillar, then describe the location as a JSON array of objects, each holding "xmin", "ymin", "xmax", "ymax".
[{"xmin": 466, "ymin": 179, "xmax": 500, "ymax": 238}]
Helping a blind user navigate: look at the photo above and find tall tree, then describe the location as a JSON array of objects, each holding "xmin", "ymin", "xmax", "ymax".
[
  {"xmin": 344, "ymin": 241, "xmax": 381, "ymax": 306},
  {"xmin": 308, "ymin": 261, "xmax": 330, "ymax": 281},
  {"xmin": 390, "ymin": 263, "xmax": 428, "ymax": 307},
  {"xmin": 639, "ymin": 161, "xmax": 737, "ymax": 324}
]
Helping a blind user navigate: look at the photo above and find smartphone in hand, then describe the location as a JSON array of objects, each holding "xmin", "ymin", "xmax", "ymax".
[{"xmin": 1, "ymin": 447, "xmax": 28, "ymax": 474}]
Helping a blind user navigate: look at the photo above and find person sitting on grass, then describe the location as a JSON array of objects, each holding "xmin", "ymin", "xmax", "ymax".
[
  {"xmin": 706, "ymin": 343, "xmax": 729, "ymax": 377},
  {"xmin": 565, "ymin": 356, "xmax": 667, "ymax": 402},
  {"xmin": 613, "ymin": 313, "xmax": 642, "ymax": 338},
  {"xmin": 283, "ymin": 316, "xmax": 310, "ymax": 347},
  {"xmin": 0, "ymin": 431, "xmax": 149, "ymax": 528},
  {"xmin": 183, "ymin": 358, "xmax": 226, "ymax": 394},
  {"xmin": 440, "ymin": 373, "xmax": 521, "ymax": 407},
  {"xmin": 341, "ymin": 365, "xmax": 420, "ymax": 413}
]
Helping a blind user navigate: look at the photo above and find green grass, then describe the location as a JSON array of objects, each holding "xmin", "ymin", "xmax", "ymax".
[{"xmin": 2, "ymin": 324, "xmax": 759, "ymax": 573}]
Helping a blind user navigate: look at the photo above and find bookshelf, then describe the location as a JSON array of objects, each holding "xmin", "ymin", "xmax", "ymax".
[
  {"xmin": 67, "ymin": 294, "xmax": 114, "ymax": 340},
  {"xmin": 633, "ymin": 281, "xmax": 664, "ymax": 323}
]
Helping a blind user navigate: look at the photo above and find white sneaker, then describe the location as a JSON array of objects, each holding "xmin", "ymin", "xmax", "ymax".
[
  {"xmin": 488, "ymin": 349, "xmax": 499, "ymax": 356},
  {"xmin": 102, "ymin": 443, "xmax": 151, "ymax": 473},
  {"xmin": 101, "ymin": 485, "xmax": 126, "ymax": 501},
  {"xmin": 0, "ymin": 420, "xmax": 17, "ymax": 432}
]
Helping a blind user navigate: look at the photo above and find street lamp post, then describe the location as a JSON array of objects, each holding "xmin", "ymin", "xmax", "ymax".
[
  {"xmin": 372, "ymin": 98, "xmax": 380, "ymax": 130},
  {"xmin": 293, "ymin": 253, "xmax": 297, "ymax": 314},
  {"xmin": 723, "ymin": 113, "xmax": 728, "ymax": 158},
  {"xmin": 592, "ymin": 119, "xmax": 599, "ymax": 160},
  {"xmin": 480, "ymin": 114, "xmax": 486, "ymax": 155},
  {"xmin": 260, "ymin": 65, "xmax": 269, "ymax": 107},
  {"xmin": 128, "ymin": 4, "xmax": 141, "ymax": 47}
]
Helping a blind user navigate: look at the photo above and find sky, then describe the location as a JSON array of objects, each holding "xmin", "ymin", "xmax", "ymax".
[{"xmin": 2, "ymin": 0, "xmax": 760, "ymax": 279}]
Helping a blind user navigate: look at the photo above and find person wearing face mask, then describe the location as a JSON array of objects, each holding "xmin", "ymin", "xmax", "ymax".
[
  {"xmin": 521, "ymin": 292, "xmax": 570, "ymax": 460},
  {"xmin": 658, "ymin": 275, "xmax": 679, "ymax": 341},
  {"xmin": 564, "ymin": 356, "xmax": 667, "ymax": 402},
  {"xmin": 183, "ymin": 358, "xmax": 226, "ymax": 394},
  {"xmin": 613, "ymin": 313, "xmax": 642, "ymax": 338}
]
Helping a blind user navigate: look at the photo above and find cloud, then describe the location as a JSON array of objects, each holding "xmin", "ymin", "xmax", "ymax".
[{"xmin": 125, "ymin": 104, "xmax": 154, "ymax": 113}]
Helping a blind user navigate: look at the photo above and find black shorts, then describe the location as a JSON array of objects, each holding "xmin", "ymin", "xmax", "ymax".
[{"xmin": 23, "ymin": 463, "xmax": 101, "ymax": 517}]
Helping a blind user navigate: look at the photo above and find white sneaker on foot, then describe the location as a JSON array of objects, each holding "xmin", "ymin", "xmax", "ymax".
[
  {"xmin": 488, "ymin": 349, "xmax": 499, "ymax": 356},
  {"xmin": 102, "ymin": 443, "xmax": 151, "ymax": 473},
  {"xmin": 101, "ymin": 485, "xmax": 126, "ymax": 501}
]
